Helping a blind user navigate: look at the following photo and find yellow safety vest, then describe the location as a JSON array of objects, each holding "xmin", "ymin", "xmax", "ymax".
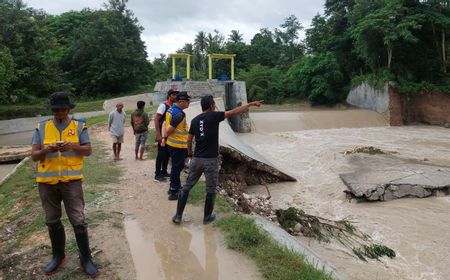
[
  {"xmin": 165, "ymin": 105, "xmax": 189, "ymax": 149},
  {"xmin": 35, "ymin": 119, "xmax": 86, "ymax": 184}
]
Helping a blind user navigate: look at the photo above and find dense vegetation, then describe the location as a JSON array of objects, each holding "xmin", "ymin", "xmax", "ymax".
[
  {"xmin": 0, "ymin": 0, "xmax": 151, "ymax": 104},
  {"xmin": 1, "ymin": 0, "xmax": 450, "ymax": 106},
  {"xmin": 169, "ymin": 0, "xmax": 450, "ymax": 104}
]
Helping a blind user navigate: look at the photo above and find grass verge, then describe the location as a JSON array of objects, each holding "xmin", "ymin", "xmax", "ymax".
[{"xmin": 216, "ymin": 215, "xmax": 334, "ymax": 280}]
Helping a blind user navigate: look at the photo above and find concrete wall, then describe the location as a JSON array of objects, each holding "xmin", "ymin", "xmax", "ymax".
[
  {"xmin": 346, "ymin": 82, "xmax": 390, "ymax": 113},
  {"xmin": 102, "ymin": 92, "xmax": 165, "ymax": 113},
  {"xmin": 0, "ymin": 111, "xmax": 106, "ymax": 135},
  {"xmin": 347, "ymin": 82, "xmax": 450, "ymax": 126}
]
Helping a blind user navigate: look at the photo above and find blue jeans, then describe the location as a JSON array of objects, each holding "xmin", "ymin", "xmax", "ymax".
[{"xmin": 168, "ymin": 146, "xmax": 187, "ymax": 195}]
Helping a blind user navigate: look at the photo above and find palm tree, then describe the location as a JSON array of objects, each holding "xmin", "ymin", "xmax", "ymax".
[
  {"xmin": 194, "ymin": 31, "xmax": 207, "ymax": 55},
  {"xmin": 228, "ymin": 30, "xmax": 243, "ymax": 44}
]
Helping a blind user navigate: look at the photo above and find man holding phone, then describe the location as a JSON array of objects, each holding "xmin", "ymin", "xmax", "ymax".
[{"xmin": 31, "ymin": 92, "xmax": 98, "ymax": 277}]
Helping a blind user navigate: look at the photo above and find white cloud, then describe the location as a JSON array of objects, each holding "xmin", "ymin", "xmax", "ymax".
[{"xmin": 24, "ymin": 0, "xmax": 325, "ymax": 60}]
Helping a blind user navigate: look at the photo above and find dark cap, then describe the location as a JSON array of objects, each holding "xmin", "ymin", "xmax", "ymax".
[
  {"xmin": 45, "ymin": 92, "xmax": 76, "ymax": 110},
  {"xmin": 176, "ymin": 91, "xmax": 191, "ymax": 101},
  {"xmin": 167, "ymin": 89, "xmax": 179, "ymax": 98}
]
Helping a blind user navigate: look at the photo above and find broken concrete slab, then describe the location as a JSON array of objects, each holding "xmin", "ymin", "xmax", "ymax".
[
  {"xmin": 185, "ymin": 98, "xmax": 296, "ymax": 184},
  {"xmin": 0, "ymin": 145, "xmax": 31, "ymax": 163},
  {"xmin": 341, "ymin": 154, "xmax": 450, "ymax": 201}
]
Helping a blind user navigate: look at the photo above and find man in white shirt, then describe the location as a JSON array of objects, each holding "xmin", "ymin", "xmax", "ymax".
[
  {"xmin": 153, "ymin": 89, "xmax": 178, "ymax": 182},
  {"xmin": 108, "ymin": 102, "xmax": 126, "ymax": 160}
]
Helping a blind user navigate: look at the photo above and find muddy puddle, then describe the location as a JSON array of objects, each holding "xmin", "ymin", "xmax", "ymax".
[
  {"xmin": 124, "ymin": 216, "xmax": 260, "ymax": 280},
  {"xmin": 240, "ymin": 110, "xmax": 450, "ymax": 280}
]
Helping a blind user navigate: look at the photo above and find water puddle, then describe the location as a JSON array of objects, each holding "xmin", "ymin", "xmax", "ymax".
[
  {"xmin": 124, "ymin": 217, "xmax": 254, "ymax": 280},
  {"xmin": 124, "ymin": 218, "xmax": 162, "ymax": 279}
]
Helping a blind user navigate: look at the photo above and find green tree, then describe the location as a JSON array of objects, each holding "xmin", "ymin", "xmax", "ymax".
[
  {"xmin": 0, "ymin": 46, "xmax": 15, "ymax": 100},
  {"xmin": 60, "ymin": 2, "xmax": 150, "ymax": 95},
  {"xmin": 285, "ymin": 53, "xmax": 344, "ymax": 104},
  {"xmin": 0, "ymin": 0, "xmax": 64, "ymax": 100},
  {"xmin": 228, "ymin": 30, "xmax": 243, "ymax": 43},
  {"xmin": 194, "ymin": 31, "xmax": 207, "ymax": 71},
  {"xmin": 421, "ymin": 0, "xmax": 450, "ymax": 73},
  {"xmin": 275, "ymin": 14, "xmax": 304, "ymax": 66},
  {"xmin": 237, "ymin": 64, "xmax": 284, "ymax": 103},
  {"xmin": 248, "ymin": 28, "xmax": 281, "ymax": 67},
  {"xmin": 350, "ymin": 0, "xmax": 423, "ymax": 70}
]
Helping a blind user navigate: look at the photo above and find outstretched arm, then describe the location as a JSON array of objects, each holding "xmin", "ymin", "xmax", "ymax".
[{"xmin": 224, "ymin": 100, "xmax": 264, "ymax": 118}]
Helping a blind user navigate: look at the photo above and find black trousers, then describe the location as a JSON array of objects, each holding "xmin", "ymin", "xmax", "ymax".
[
  {"xmin": 168, "ymin": 146, "xmax": 187, "ymax": 195},
  {"xmin": 155, "ymin": 142, "xmax": 170, "ymax": 176}
]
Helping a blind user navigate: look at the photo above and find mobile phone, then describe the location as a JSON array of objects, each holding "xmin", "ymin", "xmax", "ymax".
[{"xmin": 56, "ymin": 141, "xmax": 64, "ymax": 147}]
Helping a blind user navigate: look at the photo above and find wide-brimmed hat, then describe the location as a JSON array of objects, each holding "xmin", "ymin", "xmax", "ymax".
[
  {"xmin": 176, "ymin": 91, "xmax": 191, "ymax": 102},
  {"xmin": 45, "ymin": 92, "xmax": 76, "ymax": 109}
]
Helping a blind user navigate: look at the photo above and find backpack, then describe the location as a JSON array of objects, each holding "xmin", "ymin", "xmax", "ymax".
[{"xmin": 132, "ymin": 112, "xmax": 147, "ymax": 132}]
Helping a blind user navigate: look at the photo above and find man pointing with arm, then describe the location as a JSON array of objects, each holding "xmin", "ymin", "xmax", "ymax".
[{"xmin": 172, "ymin": 96, "xmax": 263, "ymax": 224}]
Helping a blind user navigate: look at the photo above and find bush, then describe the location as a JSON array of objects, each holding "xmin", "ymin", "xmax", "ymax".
[
  {"xmin": 237, "ymin": 64, "xmax": 285, "ymax": 104},
  {"xmin": 285, "ymin": 52, "xmax": 345, "ymax": 105}
]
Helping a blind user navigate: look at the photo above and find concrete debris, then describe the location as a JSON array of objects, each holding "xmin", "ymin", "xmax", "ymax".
[
  {"xmin": 341, "ymin": 155, "xmax": 450, "ymax": 201},
  {"xmin": 0, "ymin": 145, "xmax": 30, "ymax": 163},
  {"xmin": 343, "ymin": 146, "xmax": 396, "ymax": 155},
  {"xmin": 218, "ymin": 146, "xmax": 295, "ymax": 220}
]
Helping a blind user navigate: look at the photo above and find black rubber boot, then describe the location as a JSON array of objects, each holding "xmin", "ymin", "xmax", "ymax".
[
  {"xmin": 43, "ymin": 223, "xmax": 66, "ymax": 275},
  {"xmin": 172, "ymin": 189, "xmax": 190, "ymax": 224},
  {"xmin": 75, "ymin": 231, "xmax": 98, "ymax": 278},
  {"xmin": 203, "ymin": 193, "xmax": 216, "ymax": 225}
]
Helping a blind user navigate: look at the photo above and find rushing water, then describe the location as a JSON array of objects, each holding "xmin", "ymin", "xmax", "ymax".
[{"xmin": 240, "ymin": 110, "xmax": 450, "ymax": 280}]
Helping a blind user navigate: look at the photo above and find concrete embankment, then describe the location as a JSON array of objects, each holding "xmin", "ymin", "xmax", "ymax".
[{"xmin": 0, "ymin": 111, "xmax": 106, "ymax": 135}]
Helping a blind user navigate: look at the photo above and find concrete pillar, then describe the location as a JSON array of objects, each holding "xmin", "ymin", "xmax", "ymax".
[
  {"xmin": 231, "ymin": 58, "xmax": 234, "ymax": 80},
  {"xmin": 186, "ymin": 56, "xmax": 190, "ymax": 80},
  {"xmin": 208, "ymin": 56, "xmax": 212, "ymax": 80},
  {"xmin": 172, "ymin": 56, "xmax": 176, "ymax": 80}
]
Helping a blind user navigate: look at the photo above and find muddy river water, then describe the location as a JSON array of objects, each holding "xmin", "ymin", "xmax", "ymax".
[{"xmin": 240, "ymin": 109, "xmax": 450, "ymax": 280}]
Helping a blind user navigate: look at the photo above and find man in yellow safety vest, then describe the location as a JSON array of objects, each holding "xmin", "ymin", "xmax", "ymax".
[
  {"xmin": 165, "ymin": 91, "xmax": 191, "ymax": 200},
  {"xmin": 31, "ymin": 92, "xmax": 98, "ymax": 277}
]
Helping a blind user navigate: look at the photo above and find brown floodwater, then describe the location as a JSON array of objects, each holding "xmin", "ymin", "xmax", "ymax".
[{"xmin": 240, "ymin": 110, "xmax": 450, "ymax": 280}]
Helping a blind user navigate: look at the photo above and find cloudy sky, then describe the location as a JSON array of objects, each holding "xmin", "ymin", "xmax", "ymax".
[{"xmin": 24, "ymin": 0, "xmax": 326, "ymax": 61}]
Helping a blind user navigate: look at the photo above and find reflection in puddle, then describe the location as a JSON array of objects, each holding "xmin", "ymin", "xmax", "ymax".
[
  {"xmin": 124, "ymin": 218, "xmax": 162, "ymax": 279},
  {"xmin": 124, "ymin": 217, "xmax": 220, "ymax": 280}
]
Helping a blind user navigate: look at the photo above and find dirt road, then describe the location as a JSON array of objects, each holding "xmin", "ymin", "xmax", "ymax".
[{"xmin": 89, "ymin": 124, "xmax": 261, "ymax": 280}]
